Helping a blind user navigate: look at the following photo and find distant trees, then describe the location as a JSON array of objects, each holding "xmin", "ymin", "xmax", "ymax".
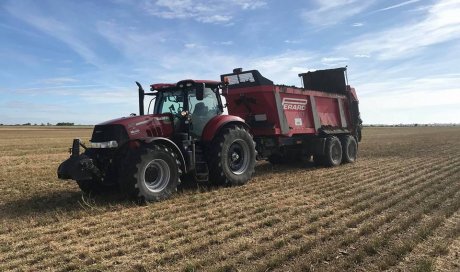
[{"xmin": 3, "ymin": 122, "xmax": 76, "ymax": 126}]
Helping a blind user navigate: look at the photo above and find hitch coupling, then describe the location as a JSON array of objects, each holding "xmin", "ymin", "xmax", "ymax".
[{"xmin": 57, "ymin": 139, "xmax": 101, "ymax": 181}]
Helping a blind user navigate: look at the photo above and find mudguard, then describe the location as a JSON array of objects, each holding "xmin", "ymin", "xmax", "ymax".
[
  {"xmin": 201, "ymin": 115, "xmax": 249, "ymax": 142},
  {"xmin": 141, "ymin": 137, "xmax": 187, "ymax": 173}
]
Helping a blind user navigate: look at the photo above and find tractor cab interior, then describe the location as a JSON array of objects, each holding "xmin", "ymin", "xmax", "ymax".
[{"xmin": 154, "ymin": 85, "xmax": 222, "ymax": 138}]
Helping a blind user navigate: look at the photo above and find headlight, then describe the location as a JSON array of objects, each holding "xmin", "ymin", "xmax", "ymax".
[{"xmin": 91, "ymin": 141, "xmax": 118, "ymax": 148}]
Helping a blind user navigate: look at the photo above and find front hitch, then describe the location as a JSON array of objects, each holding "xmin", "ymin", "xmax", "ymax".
[
  {"xmin": 57, "ymin": 139, "xmax": 101, "ymax": 181},
  {"xmin": 69, "ymin": 138, "xmax": 87, "ymax": 156}
]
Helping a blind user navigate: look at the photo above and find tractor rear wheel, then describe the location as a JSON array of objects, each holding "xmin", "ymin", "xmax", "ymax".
[
  {"xmin": 322, "ymin": 136, "xmax": 343, "ymax": 167},
  {"xmin": 120, "ymin": 144, "xmax": 181, "ymax": 202},
  {"xmin": 341, "ymin": 135, "xmax": 358, "ymax": 163},
  {"xmin": 208, "ymin": 126, "xmax": 256, "ymax": 186}
]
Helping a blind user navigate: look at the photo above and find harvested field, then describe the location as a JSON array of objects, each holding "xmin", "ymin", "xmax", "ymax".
[{"xmin": 0, "ymin": 126, "xmax": 459, "ymax": 271}]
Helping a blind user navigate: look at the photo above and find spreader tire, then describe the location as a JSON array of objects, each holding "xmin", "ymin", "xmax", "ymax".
[
  {"xmin": 208, "ymin": 126, "xmax": 256, "ymax": 186},
  {"xmin": 323, "ymin": 136, "xmax": 343, "ymax": 167},
  {"xmin": 341, "ymin": 135, "xmax": 358, "ymax": 163},
  {"xmin": 120, "ymin": 144, "xmax": 181, "ymax": 202}
]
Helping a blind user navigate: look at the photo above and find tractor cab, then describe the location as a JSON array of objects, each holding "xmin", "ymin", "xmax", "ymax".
[
  {"xmin": 147, "ymin": 80, "xmax": 224, "ymax": 138},
  {"xmin": 151, "ymin": 81, "xmax": 223, "ymax": 138}
]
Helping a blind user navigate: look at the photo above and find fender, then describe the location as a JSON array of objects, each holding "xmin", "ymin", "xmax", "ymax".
[
  {"xmin": 136, "ymin": 137, "xmax": 187, "ymax": 173},
  {"xmin": 201, "ymin": 115, "xmax": 249, "ymax": 142}
]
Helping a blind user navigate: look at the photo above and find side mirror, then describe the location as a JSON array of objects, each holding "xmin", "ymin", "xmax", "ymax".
[{"xmin": 196, "ymin": 84, "xmax": 204, "ymax": 101}]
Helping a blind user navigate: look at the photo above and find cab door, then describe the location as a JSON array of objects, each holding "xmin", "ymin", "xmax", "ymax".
[{"xmin": 188, "ymin": 88, "xmax": 221, "ymax": 137}]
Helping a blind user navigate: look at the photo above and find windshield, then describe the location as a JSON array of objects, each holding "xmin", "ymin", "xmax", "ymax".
[
  {"xmin": 156, "ymin": 90, "xmax": 184, "ymax": 115},
  {"xmin": 154, "ymin": 87, "xmax": 222, "ymax": 137},
  {"xmin": 155, "ymin": 88, "xmax": 220, "ymax": 115}
]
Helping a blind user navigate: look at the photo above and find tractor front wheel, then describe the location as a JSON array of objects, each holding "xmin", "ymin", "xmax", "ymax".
[
  {"xmin": 120, "ymin": 144, "xmax": 181, "ymax": 202},
  {"xmin": 208, "ymin": 126, "xmax": 256, "ymax": 186}
]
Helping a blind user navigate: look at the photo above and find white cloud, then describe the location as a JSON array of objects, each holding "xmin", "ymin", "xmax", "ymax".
[
  {"xmin": 199, "ymin": 14, "xmax": 232, "ymax": 23},
  {"xmin": 284, "ymin": 39, "xmax": 301, "ymax": 44},
  {"xmin": 40, "ymin": 77, "xmax": 78, "ymax": 85},
  {"xmin": 370, "ymin": 0, "xmax": 421, "ymax": 13},
  {"xmin": 184, "ymin": 43, "xmax": 199, "ymax": 49},
  {"xmin": 359, "ymin": 76, "xmax": 460, "ymax": 124},
  {"xmin": 352, "ymin": 22, "xmax": 364, "ymax": 27},
  {"xmin": 321, "ymin": 57, "xmax": 349, "ymax": 66},
  {"xmin": 249, "ymin": 51, "xmax": 319, "ymax": 85},
  {"xmin": 5, "ymin": 1, "xmax": 103, "ymax": 67},
  {"xmin": 235, "ymin": 0, "xmax": 267, "ymax": 10},
  {"xmin": 341, "ymin": 0, "xmax": 460, "ymax": 60},
  {"xmin": 219, "ymin": 41, "xmax": 234, "ymax": 46},
  {"xmin": 143, "ymin": 0, "xmax": 266, "ymax": 24},
  {"xmin": 96, "ymin": 21, "xmax": 169, "ymax": 59},
  {"xmin": 302, "ymin": 0, "xmax": 376, "ymax": 26}
]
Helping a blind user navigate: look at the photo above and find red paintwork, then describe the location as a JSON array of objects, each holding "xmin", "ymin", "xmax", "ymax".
[
  {"xmin": 224, "ymin": 84, "xmax": 355, "ymax": 137},
  {"xmin": 349, "ymin": 87, "xmax": 359, "ymax": 101},
  {"xmin": 151, "ymin": 80, "xmax": 220, "ymax": 91},
  {"xmin": 99, "ymin": 114, "xmax": 174, "ymax": 140},
  {"xmin": 201, "ymin": 115, "xmax": 247, "ymax": 142},
  {"xmin": 150, "ymin": 83, "xmax": 175, "ymax": 90}
]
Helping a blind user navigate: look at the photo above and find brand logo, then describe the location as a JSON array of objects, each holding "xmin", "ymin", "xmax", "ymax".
[
  {"xmin": 282, "ymin": 98, "xmax": 308, "ymax": 111},
  {"xmin": 129, "ymin": 128, "xmax": 140, "ymax": 135},
  {"xmin": 154, "ymin": 116, "xmax": 170, "ymax": 121}
]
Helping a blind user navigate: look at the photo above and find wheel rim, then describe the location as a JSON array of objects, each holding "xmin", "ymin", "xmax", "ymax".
[
  {"xmin": 331, "ymin": 141, "xmax": 342, "ymax": 163},
  {"xmin": 142, "ymin": 159, "xmax": 170, "ymax": 193},
  {"xmin": 227, "ymin": 139, "xmax": 250, "ymax": 175}
]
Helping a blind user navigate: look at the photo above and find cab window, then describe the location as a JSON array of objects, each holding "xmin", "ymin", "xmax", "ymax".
[
  {"xmin": 157, "ymin": 90, "xmax": 184, "ymax": 115},
  {"xmin": 189, "ymin": 88, "xmax": 221, "ymax": 137}
]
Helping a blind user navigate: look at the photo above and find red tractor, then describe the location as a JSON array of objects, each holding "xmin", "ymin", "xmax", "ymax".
[{"xmin": 58, "ymin": 67, "xmax": 361, "ymax": 201}]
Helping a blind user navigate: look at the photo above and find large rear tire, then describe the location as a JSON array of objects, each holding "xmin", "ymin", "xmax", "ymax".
[
  {"xmin": 120, "ymin": 144, "xmax": 181, "ymax": 202},
  {"xmin": 322, "ymin": 136, "xmax": 343, "ymax": 167},
  {"xmin": 208, "ymin": 126, "xmax": 256, "ymax": 186},
  {"xmin": 341, "ymin": 135, "xmax": 358, "ymax": 163}
]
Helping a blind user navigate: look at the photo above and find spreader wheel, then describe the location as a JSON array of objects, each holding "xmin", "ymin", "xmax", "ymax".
[
  {"xmin": 341, "ymin": 135, "xmax": 358, "ymax": 163},
  {"xmin": 120, "ymin": 144, "xmax": 181, "ymax": 202},
  {"xmin": 208, "ymin": 125, "xmax": 256, "ymax": 186},
  {"xmin": 323, "ymin": 136, "xmax": 343, "ymax": 167}
]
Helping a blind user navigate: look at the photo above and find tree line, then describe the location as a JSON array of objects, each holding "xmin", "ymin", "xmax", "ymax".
[{"xmin": 0, "ymin": 122, "xmax": 75, "ymax": 126}]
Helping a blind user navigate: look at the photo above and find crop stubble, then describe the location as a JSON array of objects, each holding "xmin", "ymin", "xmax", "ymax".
[{"xmin": 0, "ymin": 126, "xmax": 459, "ymax": 271}]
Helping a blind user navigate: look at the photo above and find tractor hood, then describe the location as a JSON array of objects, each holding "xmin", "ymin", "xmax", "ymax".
[{"xmin": 92, "ymin": 114, "xmax": 174, "ymax": 144}]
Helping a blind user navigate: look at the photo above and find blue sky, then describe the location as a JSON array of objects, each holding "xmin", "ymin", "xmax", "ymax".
[{"xmin": 1, "ymin": 0, "xmax": 459, "ymax": 125}]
